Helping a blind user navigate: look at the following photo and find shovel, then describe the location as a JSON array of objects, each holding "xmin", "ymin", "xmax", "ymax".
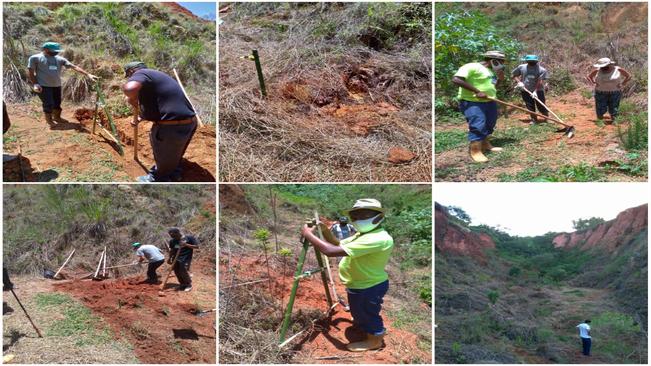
[
  {"xmin": 520, "ymin": 87, "xmax": 576, "ymax": 138},
  {"xmin": 484, "ymin": 95, "xmax": 575, "ymax": 138}
]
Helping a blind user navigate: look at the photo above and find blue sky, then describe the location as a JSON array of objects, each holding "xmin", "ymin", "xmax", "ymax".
[{"xmin": 178, "ymin": 2, "xmax": 216, "ymax": 20}]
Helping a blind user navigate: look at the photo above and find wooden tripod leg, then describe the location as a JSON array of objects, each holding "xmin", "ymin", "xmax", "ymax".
[
  {"xmin": 313, "ymin": 246, "xmax": 334, "ymax": 309},
  {"xmin": 278, "ymin": 239, "xmax": 309, "ymax": 343},
  {"xmin": 314, "ymin": 211, "xmax": 340, "ymax": 307},
  {"xmin": 53, "ymin": 248, "xmax": 75, "ymax": 279}
]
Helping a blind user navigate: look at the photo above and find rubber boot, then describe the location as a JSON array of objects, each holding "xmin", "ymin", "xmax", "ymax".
[
  {"xmin": 44, "ymin": 112, "xmax": 54, "ymax": 126},
  {"xmin": 347, "ymin": 333, "xmax": 384, "ymax": 352},
  {"xmin": 482, "ymin": 138, "xmax": 503, "ymax": 152},
  {"xmin": 52, "ymin": 109, "xmax": 69, "ymax": 123},
  {"xmin": 469, "ymin": 141, "xmax": 488, "ymax": 163}
]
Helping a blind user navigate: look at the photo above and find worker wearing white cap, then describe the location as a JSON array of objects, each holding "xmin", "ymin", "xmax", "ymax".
[
  {"xmin": 301, "ymin": 198, "xmax": 394, "ymax": 352},
  {"xmin": 586, "ymin": 57, "xmax": 631, "ymax": 123}
]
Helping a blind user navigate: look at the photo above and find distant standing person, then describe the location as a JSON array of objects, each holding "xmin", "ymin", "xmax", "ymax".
[
  {"xmin": 451, "ymin": 51, "xmax": 507, "ymax": 163},
  {"xmin": 27, "ymin": 42, "xmax": 98, "ymax": 126},
  {"xmin": 330, "ymin": 216, "xmax": 357, "ymax": 241},
  {"xmin": 167, "ymin": 228, "xmax": 199, "ymax": 292},
  {"xmin": 577, "ymin": 319, "xmax": 592, "ymax": 356},
  {"xmin": 512, "ymin": 54, "xmax": 549, "ymax": 124},
  {"xmin": 586, "ymin": 58, "xmax": 631, "ymax": 123},
  {"xmin": 122, "ymin": 62, "xmax": 198, "ymax": 182},
  {"xmin": 131, "ymin": 242, "xmax": 165, "ymax": 284}
]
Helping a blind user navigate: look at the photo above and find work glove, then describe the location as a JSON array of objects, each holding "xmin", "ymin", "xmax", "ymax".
[
  {"xmin": 32, "ymin": 84, "xmax": 42, "ymax": 93},
  {"xmin": 515, "ymin": 81, "xmax": 525, "ymax": 89},
  {"xmin": 87, "ymin": 74, "xmax": 99, "ymax": 82}
]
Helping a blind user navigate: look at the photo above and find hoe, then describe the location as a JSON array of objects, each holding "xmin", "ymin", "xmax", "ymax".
[{"xmin": 486, "ymin": 95, "xmax": 576, "ymax": 138}]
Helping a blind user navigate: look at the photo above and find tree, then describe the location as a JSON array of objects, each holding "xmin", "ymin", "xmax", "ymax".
[
  {"xmin": 447, "ymin": 205, "xmax": 471, "ymax": 224},
  {"xmin": 572, "ymin": 217, "xmax": 605, "ymax": 231}
]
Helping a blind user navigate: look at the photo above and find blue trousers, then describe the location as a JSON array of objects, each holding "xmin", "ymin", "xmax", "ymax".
[
  {"xmin": 459, "ymin": 100, "xmax": 498, "ymax": 141},
  {"xmin": 37, "ymin": 86, "xmax": 62, "ymax": 113},
  {"xmin": 581, "ymin": 337, "xmax": 591, "ymax": 356},
  {"xmin": 595, "ymin": 91, "xmax": 621, "ymax": 118},
  {"xmin": 347, "ymin": 280, "xmax": 388, "ymax": 336}
]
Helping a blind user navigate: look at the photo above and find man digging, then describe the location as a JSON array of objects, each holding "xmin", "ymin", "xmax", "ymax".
[
  {"xmin": 122, "ymin": 62, "xmax": 198, "ymax": 182},
  {"xmin": 512, "ymin": 54, "xmax": 549, "ymax": 125},
  {"xmin": 167, "ymin": 228, "xmax": 199, "ymax": 292},
  {"xmin": 451, "ymin": 50, "xmax": 506, "ymax": 163},
  {"xmin": 301, "ymin": 199, "xmax": 394, "ymax": 352},
  {"xmin": 27, "ymin": 42, "xmax": 98, "ymax": 127},
  {"xmin": 131, "ymin": 242, "xmax": 165, "ymax": 284}
]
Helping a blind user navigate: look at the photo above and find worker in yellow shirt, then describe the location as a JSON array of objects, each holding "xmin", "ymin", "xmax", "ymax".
[{"xmin": 301, "ymin": 198, "xmax": 394, "ymax": 352}]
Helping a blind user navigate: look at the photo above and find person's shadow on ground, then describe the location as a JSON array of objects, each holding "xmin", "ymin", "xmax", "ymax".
[{"xmin": 2, "ymin": 329, "xmax": 27, "ymax": 352}]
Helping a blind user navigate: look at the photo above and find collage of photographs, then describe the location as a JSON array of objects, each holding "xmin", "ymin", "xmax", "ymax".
[{"xmin": 0, "ymin": 1, "xmax": 647, "ymax": 365}]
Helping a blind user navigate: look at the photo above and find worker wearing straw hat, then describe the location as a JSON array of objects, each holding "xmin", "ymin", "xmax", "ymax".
[
  {"xmin": 452, "ymin": 50, "xmax": 507, "ymax": 163},
  {"xmin": 586, "ymin": 57, "xmax": 631, "ymax": 123},
  {"xmin": 301, "ymin": 198, "xmax": 394, "ymax": 352}
]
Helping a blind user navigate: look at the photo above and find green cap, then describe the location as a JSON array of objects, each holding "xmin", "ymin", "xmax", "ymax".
[
  {"xmin": 42, "ymin": 42, "xmax": 63, "ymax": 52},
  {"xmin": 522, "ymin": 55, "xmax": 539, "ymax": 62},
  {"xmin": 123, "ymin": 61, "xmax": 146, "ymax": 76},
  {"xmin": 131, "ymin": 242, "xmax": 141, "ymax": 247}
]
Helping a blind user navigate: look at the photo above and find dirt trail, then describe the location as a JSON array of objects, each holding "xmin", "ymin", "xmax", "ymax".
[
  {"xmin": 53, "ymin": 256, "xmax": 216, "ymax": 364},
  {"xmin": 3, "ymin": 102, "xmax": 215, "ymax": 182},
  {"xmin": 435, "ymin": 90, "xmax": 645, "ymax": 181},
  {"xmin": 220, "ymin": 254, "xmax": 430, "ymax": 364}
]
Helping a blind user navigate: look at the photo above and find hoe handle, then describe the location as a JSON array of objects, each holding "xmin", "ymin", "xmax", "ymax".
[{"xmin": 485, "ymin": 96, "xmax": 568, "ymax": 126}]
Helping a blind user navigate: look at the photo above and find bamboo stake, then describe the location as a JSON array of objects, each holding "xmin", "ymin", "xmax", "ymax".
[
  {"xmin": 173, "ymin": 68, "xmax": 204, "ymax": 127},
  {"xmin": 53, "ymin": 249, "xmax": 75, "ymax": 279}
]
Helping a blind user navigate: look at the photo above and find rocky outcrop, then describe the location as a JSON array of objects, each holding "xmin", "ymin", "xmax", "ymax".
[
  {"xmin": 552, "ymin": 204, "xmax": 648, "ymax": 252},
  {"xmin": 435, "ymin": 202, "xmax": 495, "ymax": 262}
]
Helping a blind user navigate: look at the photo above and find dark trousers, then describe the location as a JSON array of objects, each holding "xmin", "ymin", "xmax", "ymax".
[
  {"xmin": 149, "ymin": 119, "xmax": 197, "ymax": 181},
  {"xmin": 459, "ymin": 100, "xmax": 498, "ymax": 141},
  {"xmin": 581, "ymin": 337, "xmax": 591, "ymax": 356},
  {"xmin": 37, "ymin": 86, "xmax": 62, "ymax": 113},
  {"xmin": 595, "ymin": 91, "xmax": 622, "ymax": 118},
  {"xmin": 147, "ymin": 259, "xmax": 164, "ymax": 282},
  {"xmin": 521, "ymin": 89, "xmax": 548, "ymax": 117},
  {"xmin": 173, "ymin": 259, "xmax": 192, "ymax": 287},
  {"xmin": 347, "ymin": 280, "xmax": 389, "ymax": 336}
]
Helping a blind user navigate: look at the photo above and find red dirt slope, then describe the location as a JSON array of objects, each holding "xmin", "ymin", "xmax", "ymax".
[
  {"xmin": 53, "ymin": 258, "xmax": 215, "ymax": 364},
  {"xmin": 435, "ymin": 203, "xmax": 495, "ymax": 262},
  {"xmin": 552, "ymin": 203, "xmax": 648, "ymax": 251},
  {"xmin": 220, "ymin": 254, "xmax": 430, "ymax": 364}
]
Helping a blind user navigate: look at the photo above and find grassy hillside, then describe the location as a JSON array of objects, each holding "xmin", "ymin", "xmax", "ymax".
[
  {"xmin": 219, "ymin": 3, "xmax": 431, "ymax": 182},
  {"xmin": 3, "ymin": 184, "xmax": 216, "ymax": 276},
  {"xmin": 3, "ymin": 2, "xmax": 216, "ymax": 123},
  {"xmin": 219, "ymin": 184, "xmax": 432, "ymax": 363},
  {"xmin": 435, "ymin": 206, "xmax": 647, "ymax": 364}
]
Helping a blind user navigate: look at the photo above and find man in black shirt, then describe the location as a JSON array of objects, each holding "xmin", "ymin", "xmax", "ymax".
[
  {"xmin": 122, "ymin": 62, "xmax": 198, "ymax": 182},
  {"xmin": 167, "ymin": 227, "xmax": 199, "ymax": 292}
]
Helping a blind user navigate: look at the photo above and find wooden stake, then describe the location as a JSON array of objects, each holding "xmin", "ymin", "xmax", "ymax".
[
  {"xmin": 53, "ymin": 248, "xmax": 75, "ymax": 279},
  {"xmin": 94, "ymin": 249, "xmax": 106, "ymax": 279},
  {"xmin": 159, "ymin": 248, "xmax": 182, "ymax": 292},
  {"xmin": 102, "ymin": 246, "xmax": 107, "ymax": 278},
  {"xmin": 133, "ymin": 107, "xmax": 139, "ymax": 161},
  {"xmin": 173, "ymin": 68, "xmax": 204, "ymax": 128}
]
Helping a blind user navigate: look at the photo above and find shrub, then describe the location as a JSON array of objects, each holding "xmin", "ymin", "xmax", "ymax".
[
  {"xmin": 508, "ymin": 266, "xmax": 521, "ymax": 277},
  {"xmin": 487, "ymin": 290, "xmax": 499, "ymax": 304},
  {"xmin": 618, "ymin": 112, "xmax": 648, "ymax": 151}
]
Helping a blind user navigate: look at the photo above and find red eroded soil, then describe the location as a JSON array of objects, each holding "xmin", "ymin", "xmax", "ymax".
[
  {"xmin": 53, "ymin": 258, "xmax": 216, "ymax": 364},
  {"xmin": 220, "ymin": 254, "xmax": 431, "ymax": 364},
  {"xmin": 74, "ymin": 108, "xmax": 216, "ymax": 181}
]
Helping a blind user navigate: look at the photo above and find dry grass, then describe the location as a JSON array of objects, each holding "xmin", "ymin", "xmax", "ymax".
[
  {"xmin": 62, "ymin": 74, "xmax": 93, "ymax": 103},
  {"xmin": 219, "ymin": 3, "xmax": 432, "ymax": 182}
]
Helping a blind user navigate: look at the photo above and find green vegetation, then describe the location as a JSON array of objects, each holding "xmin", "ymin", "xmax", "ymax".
[
  {"xmin": 572, "ymin": 217, "xmax": 605, "ymax": 231},
  {"xmin": 618, "ymin": 111, "xmax": 648, "ymax": 151},
  {"xmin": 434, "ymin": 6, "xmax": 521, "ymax": 115},
  {"xmin": 435, "ymin": 130, "xmax": 467, "ymax": 153},
  {"xmin": 487, "ymin": 290, "xmax": 499, "ymax": 304},
  {"xmin": 498, "ymin": 163, "xmax": 606, "ymax": 182}
]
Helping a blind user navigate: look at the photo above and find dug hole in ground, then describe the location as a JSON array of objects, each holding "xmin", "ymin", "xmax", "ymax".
[
  {"xmin": 219, "ymin": 185, "xmax": 432, "ymax": 364},
  {"xmin": 2, "ymin": 185, "xmax": 216, "ymax": 364}
]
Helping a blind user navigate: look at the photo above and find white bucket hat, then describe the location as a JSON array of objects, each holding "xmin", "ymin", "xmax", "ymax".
[
  {"xmin": 481, "ymin": 50, "xmax": 506, "ymax": 60},
  {"xmin": 344, "ymin": 198, "xmax": 385, "ymax": 215},
  {"xmin": 594, "ymin": 57, "xmax": 615, "ymax": 68}
]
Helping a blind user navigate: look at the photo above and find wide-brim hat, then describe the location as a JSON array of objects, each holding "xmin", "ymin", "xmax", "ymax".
[
  {"xmin": 343, "ymin": 198, "xmax": 386, "ymax": 215},
  {"xmin": 481, "ymin": 50, "xmax": 506, "ymax": 60},
  {"xmin": 594, "ymin": 57, "xmax": 615, "ymax": 68}
]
